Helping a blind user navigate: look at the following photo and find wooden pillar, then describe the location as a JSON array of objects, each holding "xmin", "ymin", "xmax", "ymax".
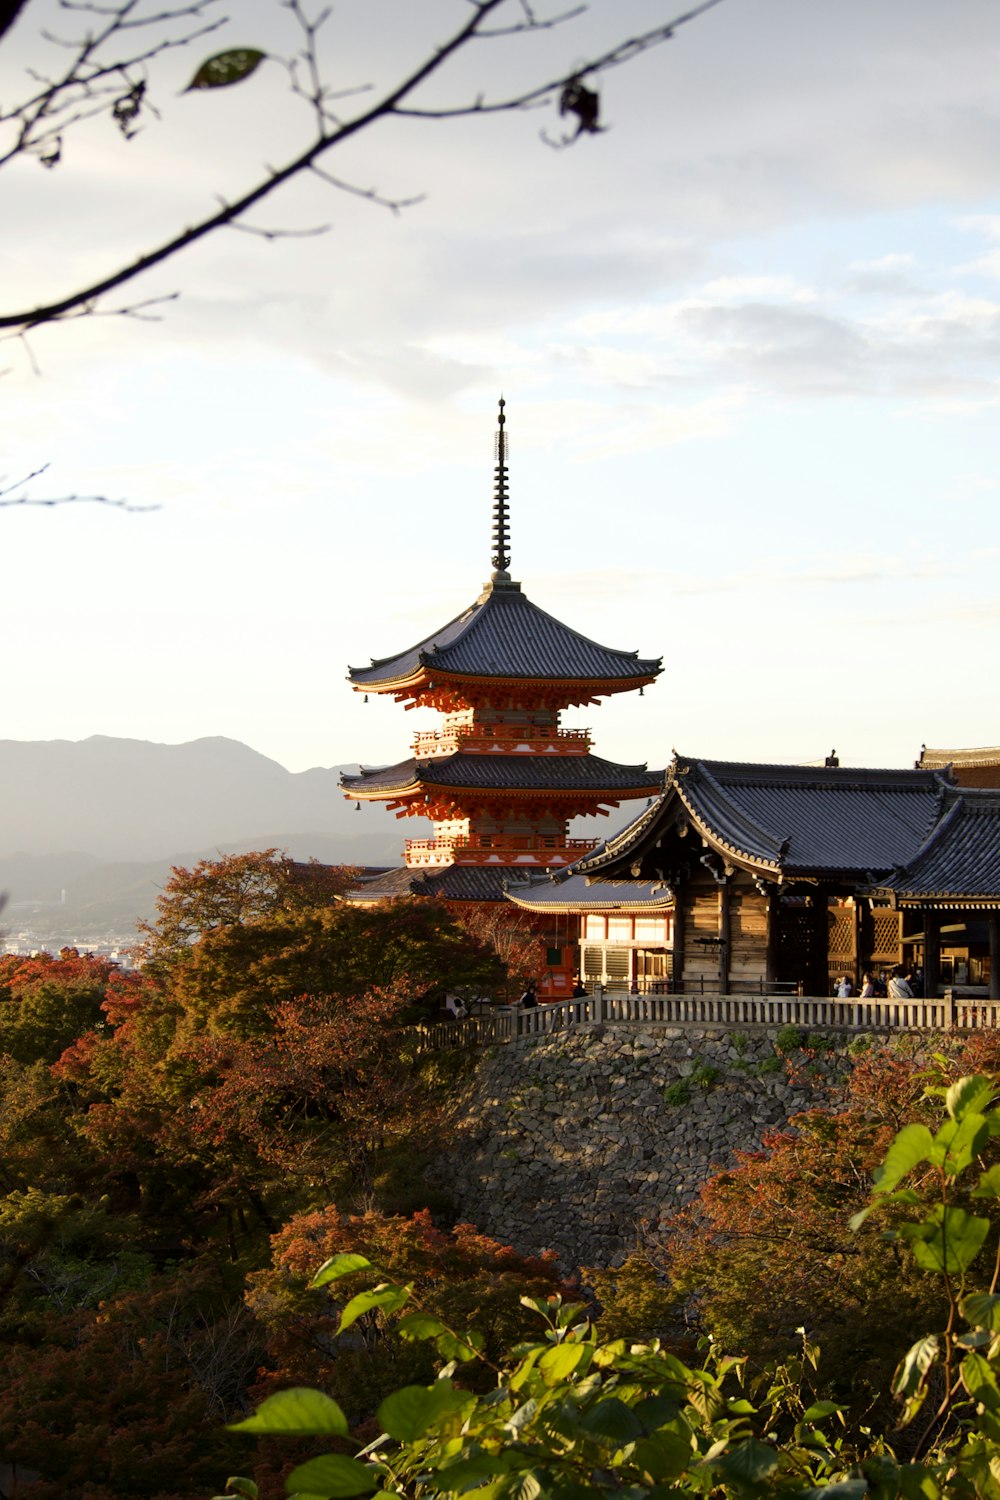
[
  {"xmin": 924, "ymin": 910, "xmax": 941, "ymax": 1000},
  {"xmin": 811, "ymin": 891, "xmax": 829, "ymax": 998},
  {"xmin": 672, "ymin": 882, "xmax": 686, "ymax": 993},
  {"xmin": 991, "ymin": 913, "xmax": 1000, "ymax": 1001},
  {"xmin": 765, "ymin": 886, "xmax": 779, "ymax": 988},
  {"xmin": 719, "ymin": 877, "xmax": 731, "ymax": 993}
]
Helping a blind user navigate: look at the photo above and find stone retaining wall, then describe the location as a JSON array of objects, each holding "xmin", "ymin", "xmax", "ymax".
[{"xmin": 439, "ymin": 1022, "xmax": 865, "ymax": 1271}]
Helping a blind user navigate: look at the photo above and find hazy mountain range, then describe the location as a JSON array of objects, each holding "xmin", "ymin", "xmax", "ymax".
[
  {"xmin": 0, "ymin": 736, "xmax": 635, "ymax": 943},
  {"xmin": 0, "ymin": 736, "xmax": 414, "ymax": 941}
]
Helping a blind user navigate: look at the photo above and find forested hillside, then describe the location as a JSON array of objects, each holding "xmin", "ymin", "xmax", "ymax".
[{"xmin": 3, "ymin": 852, "xmax": 1000, "ymax": 1498}]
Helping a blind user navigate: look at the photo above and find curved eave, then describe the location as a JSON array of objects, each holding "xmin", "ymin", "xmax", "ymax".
[
  {"xmin": 869, "ymin": 888, "xmax": 1000, "ymax": 911},
  {"xmin": 347, "ymin": 780, "xmax": 660, "ymax": 803},
  {"xmin": 507, "ymin": 878, "xmax": 674, "ymax": 914},
  {"xmin": 672, "ymin": 794, "xmax": 781, "ymax": 878},
  {"xmin": 349, "ymin": 665, "xmax": 660, "ymax": 699}
]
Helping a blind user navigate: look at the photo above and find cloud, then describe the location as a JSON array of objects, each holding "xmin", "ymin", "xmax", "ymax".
[{"xmin": 842, "ymin": 253, "xmax": 920, "ymax": 296}]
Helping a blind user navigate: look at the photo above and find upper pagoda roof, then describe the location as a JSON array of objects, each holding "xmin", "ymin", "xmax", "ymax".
[
  {"xmin": 578, "ymin": 755, "xmax": 951, "ymax": 881},
  {"xmin": 348, "ymin": 580, "xmax": 662, "ymax": 693},
  {"xmin": 342, "ymin": 751, "xmax": 663, "ymax": 799},
  {"xmin": 347, "ymin": 398, "xmax": 660, "ymax": 697}
]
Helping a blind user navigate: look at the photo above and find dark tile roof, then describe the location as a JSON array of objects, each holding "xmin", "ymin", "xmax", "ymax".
[
  {"xmin": 876, "ymin": 788, "xmax": 1000, "ymax": 905},
  {"xmin": 580, "ymin": 755, "xmax": 951, "ymax": 879},
  {"xmin": 342, "ymin": 752, "xmax": 663, "ymax": 797},
  {"xmin": 348, "ymin": 580, "xmax": 662, "ymax": 689},
  {"xmin": 345, "ymin": 863, "xmax": 536, "ymax": 904},
  {"xmin": 507, "ymin": 872, "xmax": 674, "ymax": 912}
]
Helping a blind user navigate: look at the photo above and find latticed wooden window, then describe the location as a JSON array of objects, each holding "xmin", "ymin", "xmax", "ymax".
[
  {"xmin": 871, "ymin": 908, "xmax": 902, "ymax": 963},
  {"xmin": 827, "ymin": 906, "xmax": 856, "ymax": 959}
]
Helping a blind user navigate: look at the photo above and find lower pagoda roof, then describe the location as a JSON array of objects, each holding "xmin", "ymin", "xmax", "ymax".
[
  {"xmin": 345, "ymin": 864, "xmax": 534, "ymax": 905},
  {"xmin": 342, "ymin": 752, "xmax": 663, "ymax": 800}
]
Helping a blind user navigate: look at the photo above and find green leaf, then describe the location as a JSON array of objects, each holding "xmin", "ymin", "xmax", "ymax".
[
  {"xmin": 798, "ymin": 1482, "xmax": 869, "ymax": 1500},
  {"xmin": 713, "ymin": 1438, "xmax": 779, "ymax": 1484},
  {"xmin": 229, "ymin": 1388, "xmax": 348, "ymax": 1436},
  {"xmin": 894, "ymin": 1336, "xmax": 939, "ymax": 1397},
  {"xmin": 435, "ymin": 1327, "xmax": 484, "ymax": 1363},
  {"xmin": 537, "ymin": 1342, "xmax": 587, "ymax": 1385},
  {"xmin": 946, "ymin": 1074, "xmax": 995, "ymax": 1121},
  {"xmin": 430, "ymin": 1456, "xmax": 516, "ymax": 1490},
  {"xmin": 338, "ymin": 1283, "xmax": 411, "ymax": 1335},
  {"xmin": 212, "ymin": 1482, "xmax": 258, "ymax": 1500},
  {"xmin": 896, "ymin": 1465, "xmax": 940, "ymax": 1499},
  {"xmin": 632, "ymin": 1427, "xmax": 694, "ymax": 1481},
  {"xmin": 963, "ymin": 1293, "xmax": 1000, "ymax": 1330},
  {"xmin": 285, "ymin": 1456, "xmax": 379, "ymax": 1498},
  {"xmin": 578, "ymin": 1397, "xmax": 645, "ymax": 1443},
  {"xmin": 802, "ymin": 1400, "xmax": 846, "ymax": 1420},
  {"xmin": 874, "ymin": 1123, "xmax": 935, "ymax": 1194},
  {"xmin": 961, "ymin": 1351, "xmax": 1000, "ymax": 1412},
  {"xmin": 902, "ymin": 1206, "xmax": 990, "ymax": 1276},
  {"xmin": 310, "ymin": 1254, "xmax": 374, "ymax": 1289},
  {"xmin": 185, "ymin": 48, "xmax": 266, "ymax": 92},
  {"xmin": 503, "ymin": 1476, "xmax": 542, "ymax": 1500},
  {"xmin": 934, "ymin": 1114, "xmax": 989, "ymax": 1177},
  {"xmin": 972, "ymin": 1165, "xmax": 1000, "ymax": 1199},
  {"xmin": 394, "ymin": 1311, "xmax": 447, "ymax": 1341},
  {"xmin": 377, "ymin": 1383, "xmax": 467, "ymax": 1442}
]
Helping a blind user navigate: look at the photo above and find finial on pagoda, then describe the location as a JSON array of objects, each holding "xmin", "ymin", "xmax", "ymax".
[{"xmin": 491, "ymin": 395, "xmax": 511, "ymax": 582}]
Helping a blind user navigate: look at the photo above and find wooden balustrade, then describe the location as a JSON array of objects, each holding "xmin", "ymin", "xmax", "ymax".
[
  {"xmin": 411, "ymin": 725, "xmax": 592, "ymax": 756},
  {"xmin": 414, "ymin": 987, "xmax": 1000, "ymax": 1052}
]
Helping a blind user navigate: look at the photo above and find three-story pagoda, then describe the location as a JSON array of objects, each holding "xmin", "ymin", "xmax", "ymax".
[{"xmin": 341, "ymin": 401, "xmax": 663, "ymax": 952}]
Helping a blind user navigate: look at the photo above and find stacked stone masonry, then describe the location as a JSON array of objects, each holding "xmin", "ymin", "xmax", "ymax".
[{"xmin": 439, "ymin": 1024, "xmax": 866, "ymax": 1271}]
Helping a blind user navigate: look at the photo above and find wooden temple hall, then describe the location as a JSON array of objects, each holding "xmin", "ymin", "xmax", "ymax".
[
  {"xmin": 340, "ymin": 399, "xmax": 663, "ymax": 995},
  {"xmin": 510, "ymin": 756, "xmax": 1000, "ymax": 1001}
]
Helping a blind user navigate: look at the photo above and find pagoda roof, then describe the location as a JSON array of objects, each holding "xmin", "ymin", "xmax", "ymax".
[
  {"xmin": 342, "ymin": 751, "xmax": 663, "ymax": 799},
  {"xmin": 578, "ymin": 754, "xmax": 951, "ymax": 881},
  {"xmin": 345, "ymin": 863, "xmax": 533, "ymax": 905},
  {"xmin": 347, "ymin": 579, "xmax": 662, "ymax": 693},
  {"xmin": 871, "ymin": 787, "xmax": 1000, "ymax": 908}
]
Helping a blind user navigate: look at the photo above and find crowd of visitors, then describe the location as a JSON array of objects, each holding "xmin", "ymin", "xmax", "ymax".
[{"xmin": 837, "ymin": 966, "xmax": 924, "ymax": 1000}]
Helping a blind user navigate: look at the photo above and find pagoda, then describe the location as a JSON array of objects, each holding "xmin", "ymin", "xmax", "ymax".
[{"xmin": 341, "ymin": 400, "xmax": 663, "ymax": 984}]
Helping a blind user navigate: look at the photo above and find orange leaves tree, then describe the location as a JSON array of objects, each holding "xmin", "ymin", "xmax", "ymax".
[
  {"xmin": 456, "ymin": 903, "xmax": 547, "ymax": 1002},
  {"xmin": 658, "ymin": 1039, "xmax": 1000, "ymax": 1423},
  {"xmin": 60, "ymin": 856, "xmax": 507, "ymax": 1250}
]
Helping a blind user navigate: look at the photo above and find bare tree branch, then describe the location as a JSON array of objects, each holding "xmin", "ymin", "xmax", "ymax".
[
  {"xmin": 0, "ymin": 464, "xmax": 160, "ymax": 510},
  {"xmin": 0, "ymin": 0, "xmax": 727, "ymax": 333}
]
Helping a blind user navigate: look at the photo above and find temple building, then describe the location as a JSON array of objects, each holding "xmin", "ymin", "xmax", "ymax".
[
  {"xmin": 341, "ymin": 399, "xmax": 663, "ymax": 993},
  {"xmin": 917, "ymin": 745, "xmax": 1000, "ymax": 789},
  {"xmin": 515, "ymin": 754, "xmax": 957, "ymax": 996}
]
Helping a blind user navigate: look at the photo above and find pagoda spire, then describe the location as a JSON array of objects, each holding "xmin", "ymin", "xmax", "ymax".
[{"xmin": 491, "ymin": 396, "xmax": 511, "ymax": 582}]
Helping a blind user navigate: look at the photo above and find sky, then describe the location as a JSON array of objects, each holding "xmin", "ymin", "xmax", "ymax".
[{"xmin": 3, "ymin": 0, "xmax": 1000, "ymax": 782}]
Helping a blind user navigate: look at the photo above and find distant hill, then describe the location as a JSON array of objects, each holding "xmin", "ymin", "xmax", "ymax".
[
  {"xmin": 0, "ymin": 735, "xmax": 414, "ymax": 940},
  {"xmin": 0, "ymin": 735, "xmax": 404, "ymax": 862},
  {"xmin": 0, "ymin": 735, "xmax": 638, "ymax": 943}
]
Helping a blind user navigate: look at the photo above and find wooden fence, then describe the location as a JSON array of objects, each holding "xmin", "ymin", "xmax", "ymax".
[{"xmin": 414, "ymin": 986, "xmax": 1000, "ymax": 1053}]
